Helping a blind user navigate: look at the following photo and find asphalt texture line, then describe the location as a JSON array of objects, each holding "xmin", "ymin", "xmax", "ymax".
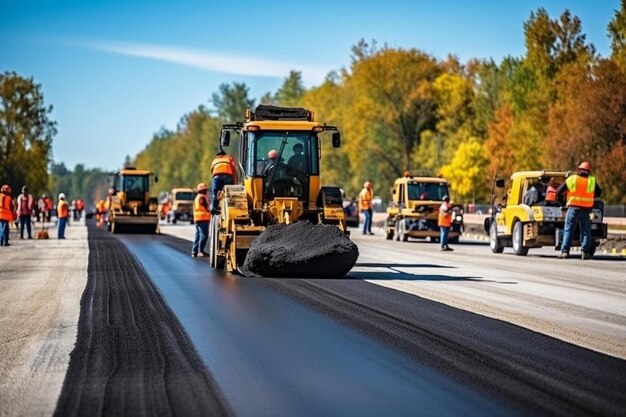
[{"xmin": 53, "ymin": 222, "xmax": 231, "ymax": 417}]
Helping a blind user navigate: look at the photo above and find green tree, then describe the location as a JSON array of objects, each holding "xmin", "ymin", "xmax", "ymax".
[
  {"xmin": 608, "ymin": 0, "xmax": 626, "ymax": 68},
  {"xmin": 274, "ymin": 70, "xmax": 307, "ymax": 107},
  {"xmin": 211, "ymin": 82, "xmax": 255, "ymax": 122},
  {"xmin": 0, "ymin": 71, "xmax": 55, "ymax": 194}
]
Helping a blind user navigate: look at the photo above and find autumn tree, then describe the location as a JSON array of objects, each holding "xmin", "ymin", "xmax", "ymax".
[
  {"xmin": 440, "ymin": 137, "xmax": 488, "ymax": 203},
  {"xmin": 0, "ymin": 71, "xmax": 55, "ymax": 194},
  {"xmin": 608, "ymin": 0, "xmax": 626, "ymax": 68}
]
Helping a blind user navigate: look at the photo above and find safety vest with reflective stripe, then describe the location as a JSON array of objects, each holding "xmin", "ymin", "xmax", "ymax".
[
  {"xmin": 565, "ymin": 175, "xmax": 595, "ymax": 208},
  {"xmin": 438, "ymin": 202, "xmax": 452, "ymax": 227},
  {"xmin": 211, "ymin": 155, "xmax": 235, "ymax": 177},
  {"xmin": 0, "ymin": 193, "xmax": 12, "ymax": 221},
  {"xmin": 193, "ymin": 193, "xmax": 211, "ymax": 222},
  {"xmin": 359, "ymin": 188, "xmax": 373, "ymax": 210},
  {"xmin": 57, "ymin": 200, "xmax": 69, "ymax": 219}
]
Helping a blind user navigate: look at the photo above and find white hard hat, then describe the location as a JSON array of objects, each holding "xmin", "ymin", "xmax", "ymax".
[{"xmin": 59, "ymin": 193, "xmax": 65, "ymax": 200}]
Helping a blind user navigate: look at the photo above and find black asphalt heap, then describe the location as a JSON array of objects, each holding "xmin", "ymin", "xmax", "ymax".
[
  {"xmin": 241, "ymin": 221, "xmax": 359, "ymax": 278},
  {"xmin": 54, "ymin": 222, "xmax": 231, "ymax": 417}
]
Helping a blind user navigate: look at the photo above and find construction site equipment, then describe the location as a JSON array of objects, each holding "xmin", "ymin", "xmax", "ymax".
[
  {"xmin": 484, "ymin": 170, "xmax": 607, "ymax": 256},
  {"xmin": 209, "ymin": 105, "xmax": 356, "ymax": 276},
  {"xmin": 107, "ymin": 168, "xmax": 159, "ymax": 234},
  {"xmin": 385, "ymin": 176, "xmax": 463, "ymax": 242},
  {"xmin": 164, "ymin": 187, "xmax": 196, "ymax": 224}
]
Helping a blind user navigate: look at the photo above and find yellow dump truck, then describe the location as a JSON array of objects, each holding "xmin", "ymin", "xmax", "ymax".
[
  {"xmin": 385, "ymin": 175, "xmax": 464, "ymax": 242},
  {"xmin": 108, "ymin": 168, "xmax": 159, "ymax": 234},
  {"xmin": 165, "ymin": 187, "xmax": 196, "ymax": 224},
  {"xmin": 484, "ymin": 170, "xmax": 607, "ymax": 255},
  {"xmin": 209, "ymin": 105, "xmax": 348, "ymax": 272}
]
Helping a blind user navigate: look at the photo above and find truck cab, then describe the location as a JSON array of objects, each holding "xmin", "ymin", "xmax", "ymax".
[{"xmin": 385, "ymin": 176, "xmax": 463, "ymax": 242}]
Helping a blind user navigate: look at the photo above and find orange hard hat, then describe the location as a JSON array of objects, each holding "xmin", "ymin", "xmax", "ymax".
[
  {"xmin": 364, "ymin": 181, "xmax": 372, "ymax": 188},
  {"xmin": 197, "ymin": 182, "xmax": 208, "ymax": 191},
  {"xmin": 1, "ymin": 184, "xmax": 11, "ymax": 193},
  {"xmin": 578, "ymin": 161, "xmax": 591, "ymax": 172},
  {"xmin": 268, "ymin": 149, "xmax": 278, "ymax": 160},
  {"xmin": 403, "ymin": 170, "xmax": 411, "ymax": 177}
]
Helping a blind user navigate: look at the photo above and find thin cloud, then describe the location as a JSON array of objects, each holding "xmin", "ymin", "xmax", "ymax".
[{"xmin": 80, "ymin": 39, "xmax": 329, "ymax": 85}]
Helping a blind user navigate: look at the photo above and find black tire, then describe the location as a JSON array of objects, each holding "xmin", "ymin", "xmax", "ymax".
[
  {"xmin": 588, "ymin": 240, "xmax": 597, "ymax": 256},
  {"xmin": 386, "ymin": 229, "xmax": 394, "ymax": 240},
  {"xmin": 490, "ymin": 221, "xmax": 504, "ymax": 253},
  {"xmin": 512, "ymin": 221, "xmax": 529, "ymax": 256},
  {"xmin": 398, "ymin": 220, "xmax": 408, "ymax": 242},
  {"xmin": 172, "ymin": 218, "xmax": 177, "ymax": 224},
  {"xmin": 395, "ymin": 220, "xmax": 400, "ymax": 241}
]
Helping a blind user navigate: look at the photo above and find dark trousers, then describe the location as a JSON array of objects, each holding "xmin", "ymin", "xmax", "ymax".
[
  {"xmin": 440, "ymin": 226, "xmax": 450, "ymax": 248},
  {"xmin": 362, "ymin": 209, "xmax": 372, "ymax": 234},
  {"xmin": 58, "ymin": 217, "xmax": 67, "ymax": 239},
  {"xmin": 193, "ymin": 221, "xmax": 209, "ymax": 254},
  {"xmin": 0, "ymin": 220, "xmax": 8, "ymax": 245},
  {"xmin": 211, "ymin": 174, "xmax": 234, "ymax": 212},
  {"xmin": 19, "ymin": 215, "xmax": 32, "ymax": 238},
  {"xmin": 561, "ymin": 206, "xmax": 592, "ymax": 254}
]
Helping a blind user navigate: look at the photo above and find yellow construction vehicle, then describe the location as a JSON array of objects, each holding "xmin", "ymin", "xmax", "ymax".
[
  {"xmin": 385, "ymin": 175, "xmax": 464, "ymax": 242},
  {"xmin": 209, "ymin": 105, "xmax": 347, "ymax": 272},
  {"xmin": 485, "ymin": 170, "xmax": 607, "ymax": 255},
  {"xmin": 108, "ymin": 168, "xmax": 159, "ymax": 234}
]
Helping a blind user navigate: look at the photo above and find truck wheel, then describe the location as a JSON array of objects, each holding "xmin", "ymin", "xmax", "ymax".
[
  {"xmin": 385, "ymin": 229, "xmax": 394, "ymax": 240},
  {"xmin": 172, "ymin": 218, "xmax": 177, "ymax": 224},
  {"xmin": 490, "ymin": 221, "xmax": 504, "ymax": 253},
  {"xmin": 395, "ymin": 220, "xmax": 400, "ymax": 241},
  {"xmin": 399, "ymin": 221, "xmax": 409, "ymax": 242},
  {"xmin": 588, "ymin": 240, "xmax": 597, "ymax": 256},
  {"xmin": 512, "ymin": 221, "xmax": 529, "ymax": 256}
]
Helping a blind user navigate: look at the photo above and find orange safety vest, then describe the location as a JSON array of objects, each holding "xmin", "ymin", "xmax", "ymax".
[
  {"xmin": 57, "ymin": 200, "xmax": 69, "ymax": 219},
  {"xmin": 211, "ymin": 155, "xmax": 235, "ymax": 177},
  {"xmin": 96, "ymin": 200, "xmax": 106, "ymax": 212},
  {"xmin": 0, "ymin": 193, "xmax": 12, "ymax": 221},
  {"xmin": 359, "ymin": 188, "xmax": 373, "ymax": 210},
  {"xmin": 193, "ymin": 193, "xmax": 211, "ymax": 222},
  {"xmin": 565, "ymin": 175, "xmax": 595, "ymax": 208},
  {"xmin": 545, "ymin": 185, "xmax": 558, "ymax": 202},
  {"xmin": 438, "ymin": 202, "xmax": 452, "ymax": 227}
]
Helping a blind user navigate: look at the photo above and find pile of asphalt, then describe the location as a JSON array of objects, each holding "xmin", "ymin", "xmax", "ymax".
[
  {"xmin": 241, "ymin": 221, "xmax": 359, "ymax": 278},
  {"xmin": 54, "ymin": 221, "xmax": 231, "ymax": 417}
]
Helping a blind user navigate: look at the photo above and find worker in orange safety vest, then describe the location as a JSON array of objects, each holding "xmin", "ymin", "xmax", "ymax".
[
  {"xmin": 556, "ymin": 161, "xmax": 601, "ymax": 259},
  {"xmin": 0, "ymin": 184, "xmax": 14, "ymax": 246},
  {"xmin": 438, "ymin": 195, "xmax": 454, "ymax": 251},
  {"xmin": 192, "ymin": 182, "xmax": 211, "ymax": 257},
  {"xmin": 57, "ymin": 193, "xmax": 69, "ymax": 239},
  {"xmin": 359, "ymin": 181, "xmax": 374, "ymax": 235},
  {"xmin": 209, "ymin": 150, "xmax": 238, "ymax": 214}
]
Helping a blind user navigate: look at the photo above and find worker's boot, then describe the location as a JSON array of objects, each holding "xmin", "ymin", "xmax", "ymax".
[
  {"xmin": 558, "ymin": 252, "xmax": 569, "ymax": 259},
  {"xmin": 581, "ymin": 251, "xmax": 591, "ymax": 260}
]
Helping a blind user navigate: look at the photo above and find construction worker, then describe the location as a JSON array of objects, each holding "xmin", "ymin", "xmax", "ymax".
[
  {"xmin": 359, "ymin": 181, "xmax": 374, "ymax": 235},
  {"xmin": 57, "ymin": 193, "xmax": 69, "ymax": 239},
  {"xmin": 438, "ymin": 195, "xmax": 454, "ymax": 251},
  {"xmin": 192, "ymin": 183, "xmax": 211, "ymax": 257},
  {"xmin": 75, "ymin": 198, "xmax": 85, "ymax": 220},
  {"xmin": 556, "ymin": 161, "xmax": 602, "ymax": 259},
  {"xmin": 0, "ymin": 184, "xmax": 14, "ymax": 246},
  {"xmin": 17, "ymin": 186, "xmax": 34, "ymax": 239},
  {"xmin": 96, "ymin": 199, "xmax": 107, "ymax": 226},
  {"xmin": 209, "ymin": 150, "xmax": 238, "ymax": 214}
]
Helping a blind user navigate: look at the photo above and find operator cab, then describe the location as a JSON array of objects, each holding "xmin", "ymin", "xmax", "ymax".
[{"xmin": 244, "ymin": 131, "xmax": 319, "ymax": 200}]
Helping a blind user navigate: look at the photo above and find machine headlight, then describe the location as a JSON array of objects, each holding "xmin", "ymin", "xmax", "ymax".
[{"xmin": 455, "ymin": 215, "xmax": 463, "ymax": 222}]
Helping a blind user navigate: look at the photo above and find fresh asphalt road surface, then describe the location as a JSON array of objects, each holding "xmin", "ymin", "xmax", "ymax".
[{"xmin": 113, "ymin": 225, "xmax": 626, "ymax": 416}]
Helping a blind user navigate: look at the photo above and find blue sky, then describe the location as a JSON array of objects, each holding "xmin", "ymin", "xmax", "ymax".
[{"xmin": 0, "ymin": 0, "xmax": 619, "ymax": 171}]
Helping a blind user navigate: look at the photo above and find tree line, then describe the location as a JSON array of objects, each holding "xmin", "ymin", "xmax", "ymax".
[
  {"xmin": 6, "ymin": 6, "xmax": 621, "ymax": 206},
  {"xmin": 135, "ymin": 5, "xmax": 626, "ymax": 204}
]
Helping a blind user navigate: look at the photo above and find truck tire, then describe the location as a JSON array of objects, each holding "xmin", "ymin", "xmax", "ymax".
[
  {"xmin": 512, "ymin": 221, "xmax": 529, "ymax": 256},
  {"xmin": 588, "ymin": 240, "xmax": 597, "ymax": 256},
  {"xmin": 386, "ymin": 229, "xmax": 394, "ymax": 240},
  {"xmin": 490, "ymin": 221, "xmax": 504, "ymax": 253}
]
